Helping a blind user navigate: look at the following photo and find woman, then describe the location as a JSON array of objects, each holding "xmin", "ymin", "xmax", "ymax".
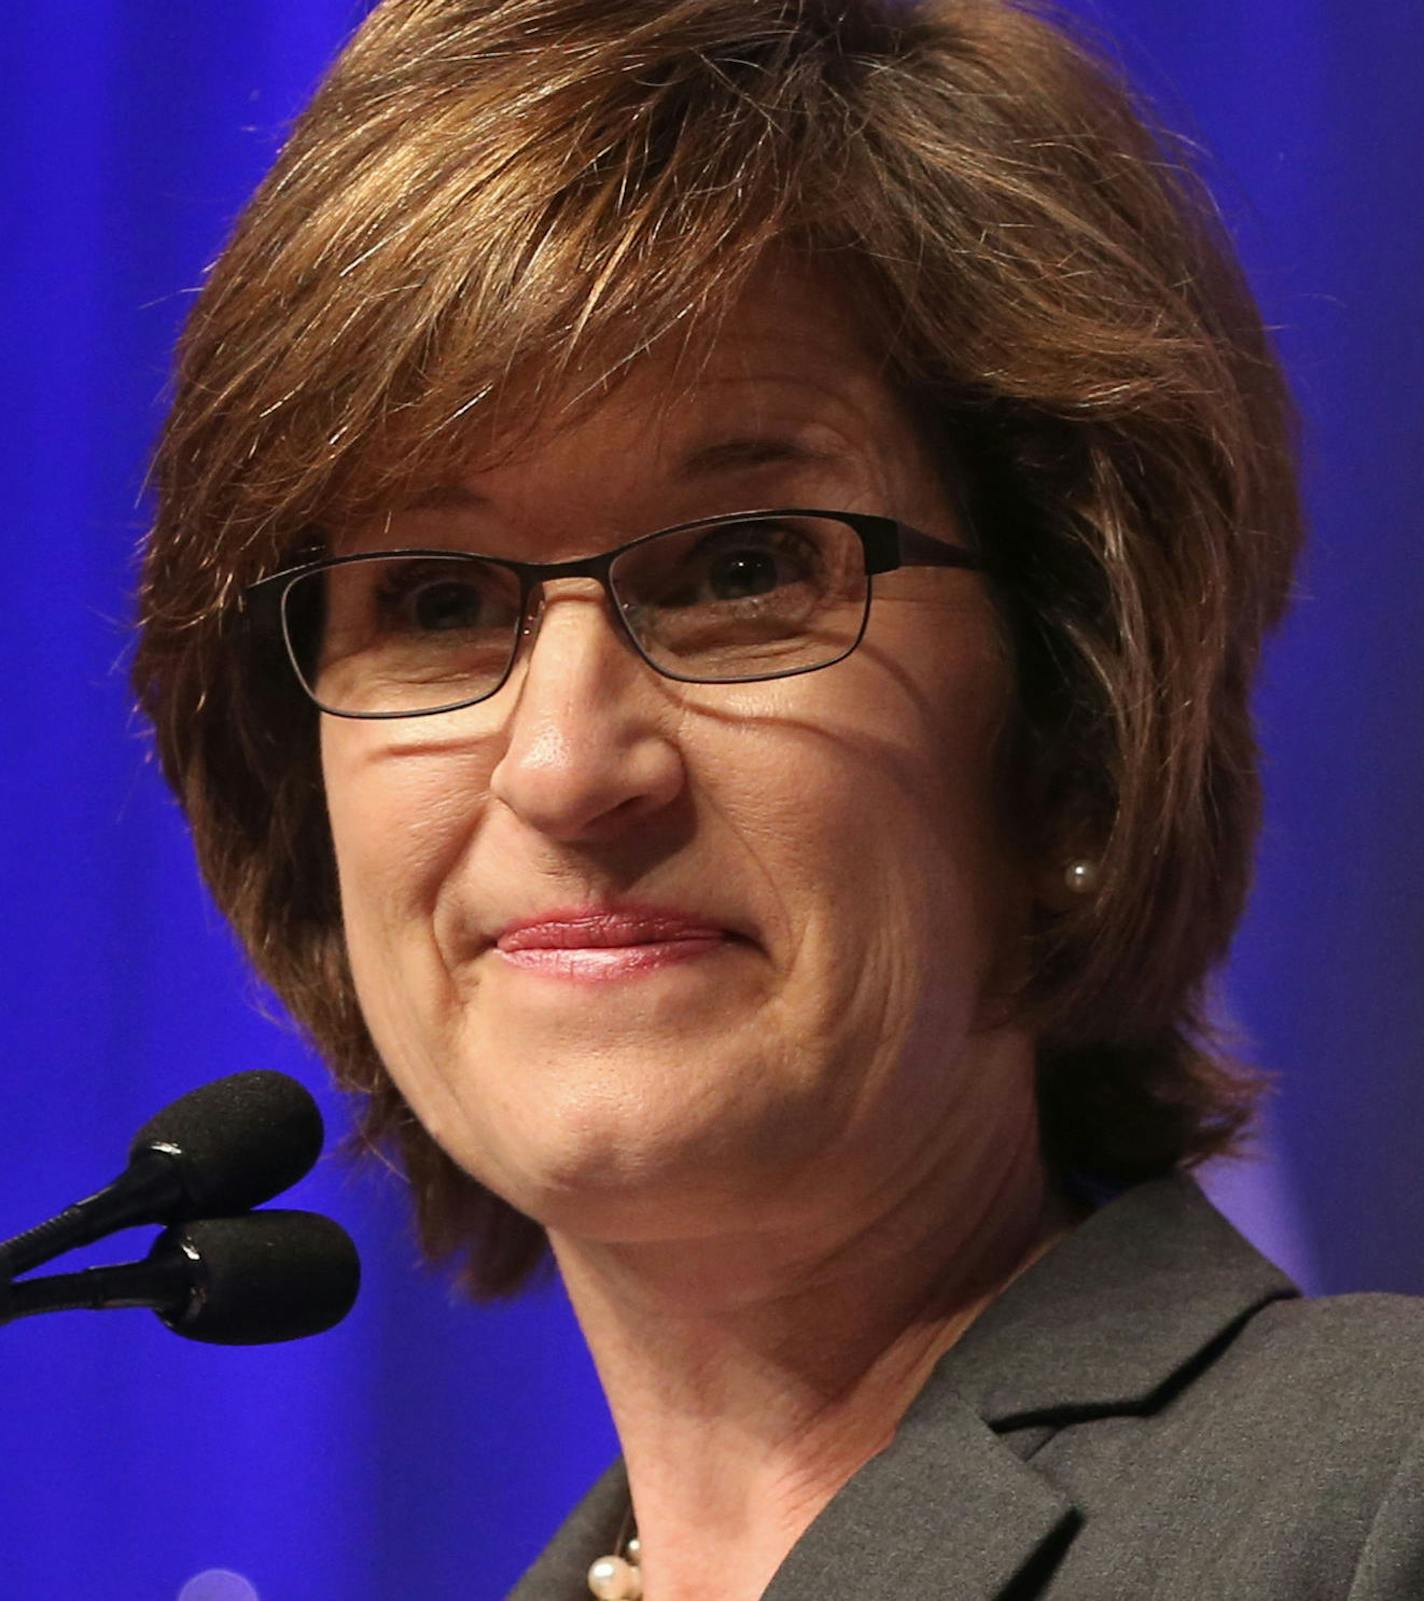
[{"xmin": 133, "ymin": 0, "xmax": 1424, "ymax": 1597}]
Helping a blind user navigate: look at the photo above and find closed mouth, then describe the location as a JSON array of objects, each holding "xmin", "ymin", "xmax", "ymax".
[{"xmin": 495, "ymin": 908, "xmax": 735, "ymax": 952}]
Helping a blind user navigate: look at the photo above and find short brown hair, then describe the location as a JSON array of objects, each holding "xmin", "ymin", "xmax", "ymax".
[{"xmin": 134, "ymin": 0, "xmax": 1301, "ymax": 1293}]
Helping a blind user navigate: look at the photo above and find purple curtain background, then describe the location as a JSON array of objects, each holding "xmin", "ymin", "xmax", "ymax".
[{"xmin": 2, "ymin": 4, "xmax": 1420, "ymax": 1597}]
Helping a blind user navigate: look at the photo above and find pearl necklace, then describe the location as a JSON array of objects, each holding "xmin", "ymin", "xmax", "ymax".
[{"xmin": 587, "ymin": 1514, "xmax": 642, "ymax": 1600}]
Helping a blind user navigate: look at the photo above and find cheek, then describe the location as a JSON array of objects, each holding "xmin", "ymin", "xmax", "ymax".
[
  {"xmin": 320, "ymin": 722, "xmax": 489, "ymax": 1024},
  {"xmin": 319, "ymin": 723, "xmax": 525, "ymax": 1165},
  {"xmin": 810, "ymin": 614, "xmax": 1013, "ymax": 901},
  {"xmin": 727, "ymin": 613, "xmax": 1022, "ymax": 1061}
]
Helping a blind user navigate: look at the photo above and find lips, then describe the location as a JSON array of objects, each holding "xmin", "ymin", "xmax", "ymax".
[
  {"xmin": 491, "ymin": 907, "xmax": 736, "ymax": 984},
  {"xmin": 495, "ymin": 908, "xmax": 731, "ymax": 952}
]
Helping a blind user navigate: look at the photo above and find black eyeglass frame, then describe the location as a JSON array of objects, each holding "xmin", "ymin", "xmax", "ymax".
[{"xmin": 244, "ymin": 507, "xmax": 985, "ymax": 720}]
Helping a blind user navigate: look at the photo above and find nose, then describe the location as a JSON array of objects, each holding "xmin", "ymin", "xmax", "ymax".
[{"xmin": 487, "ymin": 581, "xmax": 687, "ymax": 843}]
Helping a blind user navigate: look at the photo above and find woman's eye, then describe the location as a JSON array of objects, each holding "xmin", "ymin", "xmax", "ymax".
[
  {"xmin": 688, "ymin": 529, "xmax": 819, "ymax": 604},
  {"xmin": 402, "ymin": 579, "xmax": 485, "ymax": 632},
  {"xmin": 371, "ymin": 565, "xmax": 498, "ymax": 633},
  {"xmin": 704, "ymin": 547, "xmax": 784, "ymax": 600}
]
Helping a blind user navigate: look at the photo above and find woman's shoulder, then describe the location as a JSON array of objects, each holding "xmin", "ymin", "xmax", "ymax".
[
  {"xmin": 1201, "ymin": 1288, "xmax": 1424, "ymax": 1436},
  {"xmin": 949, "ymin": 1192, "xmax": 1424, "ymax": 1598},
  {"xmin": 941, "ymin": 1174, "xmax": 1424, "ymax": 1457},
  {"xmin": 1251, "ymin": 1286, "xmax": 1424, "ymax": 1354}
]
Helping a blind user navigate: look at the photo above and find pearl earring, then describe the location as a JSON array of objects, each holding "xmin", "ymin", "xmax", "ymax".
[{"xmin": 1063, "ymin": 859, "xmax": 1099, "ymax": 896}]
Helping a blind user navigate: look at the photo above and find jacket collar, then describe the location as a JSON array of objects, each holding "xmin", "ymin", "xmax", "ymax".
[
  {"xmin": 940, "ymin": 1173, "xmax": 1299, "ymax": 1427},
  {"xmin": 509, "ymin": 1177, "xmax": 1298, "ymax": 1600}
]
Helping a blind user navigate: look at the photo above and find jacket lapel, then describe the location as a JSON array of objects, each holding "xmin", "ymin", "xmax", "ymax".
[{"xmin": 762, "ymin": 1382, "xmax": 1076, "ymax": 1600}]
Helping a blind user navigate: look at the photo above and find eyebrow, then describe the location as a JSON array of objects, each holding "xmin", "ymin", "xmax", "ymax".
[
  {"xmin": 396, "ymin": 434, "xmax": 840, "ymax": 514},
  {"xmin": 677, "ymin": 434, "xmax": 839, "ymax": 477}
]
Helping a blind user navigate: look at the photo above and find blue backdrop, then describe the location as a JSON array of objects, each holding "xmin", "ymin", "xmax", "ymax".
[{"xmin": 2, "ymin": 4, "xmax": 1420, "ymax": 1598}]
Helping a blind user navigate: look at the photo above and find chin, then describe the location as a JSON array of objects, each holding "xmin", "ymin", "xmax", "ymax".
[{"xmin": 450, "ymin": 1078, "xmax": 810, "ymax": 1243}]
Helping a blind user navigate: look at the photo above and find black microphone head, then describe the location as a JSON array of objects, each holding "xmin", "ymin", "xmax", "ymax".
[
  {"xmin": 154, "ymin": 1210, "xmax": 361, "ymax": 1345},
  {"xmin": 129, "ymin": 1070, "xmax": 324, "ymax": 1216}
]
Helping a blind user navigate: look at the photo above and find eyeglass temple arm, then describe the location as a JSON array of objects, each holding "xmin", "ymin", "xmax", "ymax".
[{"xmin": 862, "ymin": 519, "xmax": 985, "ymax": 576}]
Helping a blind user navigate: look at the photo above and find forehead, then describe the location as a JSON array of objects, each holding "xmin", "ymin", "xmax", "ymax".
[
  {"xmin": 601, "ymin": 266, "xmax": 899, "ymax": 430},
  {"xmin": 326, "ymin": 260, "xmax": 953, "ymax": 560},
  {"xmin": 425, "ymin": 261, "xmax": 927, "ymax": 495}
]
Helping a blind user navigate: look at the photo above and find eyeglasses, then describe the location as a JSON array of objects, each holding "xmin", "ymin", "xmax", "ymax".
[{"xmin": 245, "ymin": 507, "xmax": 984, "ymax": 720}]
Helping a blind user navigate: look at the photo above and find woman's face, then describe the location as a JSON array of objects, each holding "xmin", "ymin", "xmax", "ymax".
[{"xmin": 320, "ymin": 266, "xmax": 1039, "ymax": 1250}]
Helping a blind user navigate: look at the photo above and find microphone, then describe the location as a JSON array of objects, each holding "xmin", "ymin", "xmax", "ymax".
[
  {"xmin": 0, "ymin": 1071, "xmax": 325, "ymax": 1280},
  {"xmin": 0, "ymin": 1211, "xmax": 361, "ymax": 1344}
]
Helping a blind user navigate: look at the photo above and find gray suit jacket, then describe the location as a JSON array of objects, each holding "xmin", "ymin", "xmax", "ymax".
[{"xmin": 510, "ymin": 1178, "xmax": 1424, "ymax": 1599}]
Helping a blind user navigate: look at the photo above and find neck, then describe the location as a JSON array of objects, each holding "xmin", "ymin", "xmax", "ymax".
[{"xmin": 548, "ymin": 1069, "xmax": 1062, "ymax": 1601}]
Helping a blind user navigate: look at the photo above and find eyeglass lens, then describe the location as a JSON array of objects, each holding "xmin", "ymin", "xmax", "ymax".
[{"xmin": 281, "ymin": 514, "xmax": 871, "ymax": 716}]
